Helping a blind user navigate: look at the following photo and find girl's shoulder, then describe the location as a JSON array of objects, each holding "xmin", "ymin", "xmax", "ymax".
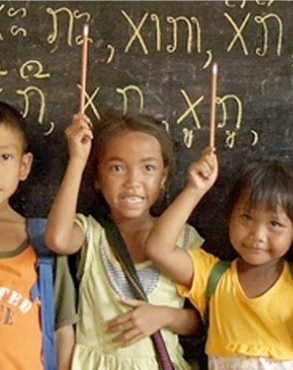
[
  {"xmin": 178, "ymin": 223, "xmax": 204, "ymax": 250},
  {"xmin": 75, "ymin": 213, "xmax": 104, "ymax": 234},
  {"xmin": 75, "ymin": 214, "xmax": 107, "ymax": 280}
]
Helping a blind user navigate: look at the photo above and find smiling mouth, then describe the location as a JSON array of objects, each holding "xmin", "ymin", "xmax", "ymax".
[
  {"xmin": 244, "ymin": 245, "xmax": 265, "ymax": 253},
  {"xmin": 122, "ymin": 196, "xmax": 143, "ymax": 204}
]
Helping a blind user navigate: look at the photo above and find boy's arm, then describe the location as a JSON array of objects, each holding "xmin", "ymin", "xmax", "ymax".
[
  {"xmin": 45, "ymin": 113, "xmax": 93, "ymax": 254},
  {"xmin": 146, "ymin": 147, "xmax": 218, "ymax": 288}
]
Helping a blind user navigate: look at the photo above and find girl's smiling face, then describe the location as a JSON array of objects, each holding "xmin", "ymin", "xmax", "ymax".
[
  {"xmin": 229, "ymin": 193, "xmax": 293, "ymax": 267},
  {"xmin": 96, "ymin": 130, "xmax": 168, "ymax": 221}
]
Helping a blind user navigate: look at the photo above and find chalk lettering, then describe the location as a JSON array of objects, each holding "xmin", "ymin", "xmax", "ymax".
[
  {"xmin": 225, "ymin": 12, "xmax": 251, "ymax": 55},
  {"xmin": 17, "ymin": 86, "xmax": 46, "ymax": 123},
  {"xmin": 122, "ymin": 11, "xmax": 149, "ymax": 54},
  {"xmin": 79, "ymin": 85, "xmax": 101, "ymax": 120},
  {"xmin": 254, "ymin": 13, "xmax": 283, "ymax": 56},
  {"xmin": 166, "ymin": 16, "xmax": 201, "ymax": 54},
  {"xmin": 116, "ymin": 85, "xmax": 144, "ymax": 114},
  {"xmin": 150, "ymin": 13, "xmax": 162, "ymax": 51},
  {"xmin": 19, "ymin": 60, "xmax": 50, "ymax": 81},
  {"xmin": 217, "ymin": 94, "xmax": 243, "ymax": 130},
  {"xmin": 182, "ymin": 127, "xmax": 195, "ymax": 149},
  {"xmin": 177, "ymin": 90, "xmax": 204, "ymax": 129}
]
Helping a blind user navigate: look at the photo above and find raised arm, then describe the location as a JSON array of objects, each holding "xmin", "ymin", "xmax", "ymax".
[
  {"xmin": 145, "ymin": 147, "xmax": 218, "ymax": 288},
  {"xmin": 45, "ymin": 113, "xmax": 93, "ymax": 254}
]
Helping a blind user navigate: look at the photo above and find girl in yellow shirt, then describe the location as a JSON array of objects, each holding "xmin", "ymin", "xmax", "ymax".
[{"xmin": 146, "ymin": 147, "xmax": 293, "ymax": 370}]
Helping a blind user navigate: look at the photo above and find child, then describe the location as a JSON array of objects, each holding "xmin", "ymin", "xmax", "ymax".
[
  {"xmin": 45, "ymin": 110, "xmax": 205, "ymax": 369},
  {"xmin": 145, "ymin": 147, "xmax": 293, "ymax": 370},
  {"xmin": 0, "ymin": 101, "xmax": 77, "ymax": 370}
]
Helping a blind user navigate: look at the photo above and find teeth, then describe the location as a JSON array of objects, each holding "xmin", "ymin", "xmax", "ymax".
[{"xmin": 124, "ymin": 197, "xmax": 142, "ymax": 203}]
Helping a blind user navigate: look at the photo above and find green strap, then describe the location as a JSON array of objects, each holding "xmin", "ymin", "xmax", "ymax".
[
  {"xmin": 98, "ymin": 215, "xmax": 175, "ymax": 370},
  {"xmin": 203, "ymin": 260, "xmax": 231, "ymax": 331},
  {"xmin": 206, "ymin": 260, "xmax": 231, "ymax": 299},
  {"xmin": 98, "ymin": 215, "xmax": 146, "ymax": 300},
  {"xmin": 207, "ymin": 259, "xmax": 293, "ymax": 301},
  {"xmin": 204, "ymin": 260, "xmax": 293, "ymax": 331}
]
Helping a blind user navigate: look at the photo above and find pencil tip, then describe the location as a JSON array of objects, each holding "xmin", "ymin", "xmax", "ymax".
[
  {"xmin": 83, "ymin": 24, "xmax": 89, "ymax": 37},
  {"xmin": 213, "ymin": 63, "xmax": 218, "ymax": 75}
]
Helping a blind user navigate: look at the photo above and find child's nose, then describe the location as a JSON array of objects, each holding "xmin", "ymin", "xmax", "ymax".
[
  {"xmin": 251, "ymin": 223, "xmax": 266, "ymax": 242},
  {"xmin": 124, "ymin": 169, "xmax": 141, "ymax": 188}
]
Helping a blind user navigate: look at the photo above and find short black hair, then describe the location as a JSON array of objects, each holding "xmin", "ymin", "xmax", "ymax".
[
  {"xmin": 227, "ymin": 159, "xmax": 293, "ymax": 223},
  {"xmin": 0, "ymin": 101, "xmax": 28, "ymax": 152}
]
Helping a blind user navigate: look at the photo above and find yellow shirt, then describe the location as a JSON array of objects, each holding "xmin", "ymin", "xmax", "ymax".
[{"xmin": 178, "ymin": 249, "xmax": 293, "ymax": 360}]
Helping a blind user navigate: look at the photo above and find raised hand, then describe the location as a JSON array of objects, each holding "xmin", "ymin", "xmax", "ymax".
[
  {"xmin": 65, "ymin": 113, "xmax": 93, "ymax": 165},
  {"xmin": 187, "ymin": 146, "xmax": 218, "ymax": 194}
]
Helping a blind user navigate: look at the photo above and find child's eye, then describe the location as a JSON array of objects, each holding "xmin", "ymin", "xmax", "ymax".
[
  {"xmin": 240, "ymin": 213, "xmax": 251, "ymax": 221},
  {"xmin": 1, "ymin": 153, "xmax": 12, "ymax": 161},
  {"xmin": 145, "ymin": 164, "xmax": 155, "ymax": 171},
  {"xmin": 110, "ymin": 164, "xmax": 123, "ymax": 172},
  {"xmin": 270, "ymin": 220, "xmax": 283, "ymax": 228}
]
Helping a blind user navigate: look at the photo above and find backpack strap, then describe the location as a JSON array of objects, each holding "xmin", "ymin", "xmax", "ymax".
[
  {"xmin": 206, "ymin": 260, "xmax": 231, "ymax": 300},
  {"xmin": 203, "ymin": 260, "xmax": 231, "ymax": 330},
  {"xmin": 27, "ymin": 218, "xmax": 57, "ymax": 370},
  {"xmin": 98, "ymin": 215, "xmax": 175, "ymax": 370}
]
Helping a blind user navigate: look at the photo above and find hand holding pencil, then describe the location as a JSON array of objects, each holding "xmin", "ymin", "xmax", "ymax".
[{"xmin": 187, "ymin": 146, "xmax": 218, "ymax": 194}]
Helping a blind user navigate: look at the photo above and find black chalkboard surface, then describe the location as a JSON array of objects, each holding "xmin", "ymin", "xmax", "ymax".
[{"xmin": 3, "ymin": 0, "xmax": 293, "ymax": 256}]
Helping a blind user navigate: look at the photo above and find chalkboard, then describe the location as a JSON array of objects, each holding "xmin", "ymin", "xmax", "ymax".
[{"xmin": 3, "ymin": 0, "xmax": 293, "ymax": 257}]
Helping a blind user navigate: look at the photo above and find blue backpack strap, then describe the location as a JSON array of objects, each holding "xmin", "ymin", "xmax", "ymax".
[
  {"xmin": 203, "ymin": 260, "xmax": 231, "ymax": 330},
  {"xmin": 27, "ymin": 218, "xmax": 57, "ymax": 370}
]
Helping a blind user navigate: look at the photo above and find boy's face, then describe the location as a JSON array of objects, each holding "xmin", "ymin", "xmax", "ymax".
[{"xmin": 0, "ymin": 124, "xmax": 33, "ymax": 205}]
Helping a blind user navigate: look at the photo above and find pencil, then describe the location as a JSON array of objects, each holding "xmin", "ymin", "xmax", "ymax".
[
  {"xmin": 210, "ymin": 62, "xmax": 218, "ymax": 148},
  {"xmin": 80, "ymin": 23, "xmax": 89, "ymax": 113}
]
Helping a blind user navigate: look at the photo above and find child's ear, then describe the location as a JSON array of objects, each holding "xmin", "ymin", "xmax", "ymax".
[
  {"xmin": 160, "ymin": 167, "xmax": 169, "ymax": 189},
  {"xmin": 19, "ymin": 152, "xmax": 33, "ymax": 181}
]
